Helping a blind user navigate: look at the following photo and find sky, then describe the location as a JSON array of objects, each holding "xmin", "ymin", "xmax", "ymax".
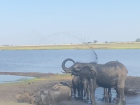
[{"xmin": 0, "ymin": 0, "xmax": 140, "ymax": 45}]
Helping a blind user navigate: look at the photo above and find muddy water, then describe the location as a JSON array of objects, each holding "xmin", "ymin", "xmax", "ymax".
[{"xmin": 72, "ymin": 87, "xmax": 140, "ymax": 105}]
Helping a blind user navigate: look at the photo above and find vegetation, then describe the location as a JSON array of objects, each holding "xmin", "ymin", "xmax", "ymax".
[
  {"xmin": 0, "ymin": 73, "xmax": 72, "ymax": 85},
  {"xmin": 135, "ymin": 38, "xmax": 140, "ymax": 42},
  {"xmin": 0, "ymin": 42, "xmax": 140, "ymax": 50},
  {"xmin": 34, "ymin": 74, "xmax": 72, "ymax": 82}
]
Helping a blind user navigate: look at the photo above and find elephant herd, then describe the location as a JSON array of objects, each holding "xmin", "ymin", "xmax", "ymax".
[
  {"xmin": 62, "ymin": 58, "xmax": 128, "ymax": 105},
  {"xmin": 16, "ymin": 58, "xmax": 140, "ymax": 105}
]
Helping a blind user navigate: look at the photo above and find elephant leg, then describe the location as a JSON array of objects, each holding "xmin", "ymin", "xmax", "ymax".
[
  {"xmin": 81, "ymin": 86, "xmax": 83, "ymax": 98},
  {"xmin": 115, "ymin": 87, "xmax": 120, "ymax": 100},
  {"xmin": 89, "ymin": 78, "xmax": 96, "ymax": 105},
  {"xmin": 117, "ymin": 79, "xmax": 126, "ymax": 105},
  {"xmin": 73, "ymin": 87, "xmax": 76, "ymax": 98},
  {"xmin": 104, "ymin": 88, "xmax": 108, "ymax": 102},
  {"xmin": 87, "ymin": 87, "xmax": 90, "ymax": 100},
  {"xmin": 108, "ymin": 88, "xmax": 112, "ymax": 103},
  {"xmin": 81, "ymin": 89, "xmax": 83, "ymax": 98},
  {"xmin": 77, "ymin": 87, "xmax": 80, "ymax": 97},
  {"xmin": 83, "ymin": 89, "xmax": 86, "ymax": 97},
  {"xmin": 117, "ymin": 88, "xmax": 126, "ymax": 105},
  {"xmin": 112, "ymin": 87, "xmax": 120, "ymax": 104}
]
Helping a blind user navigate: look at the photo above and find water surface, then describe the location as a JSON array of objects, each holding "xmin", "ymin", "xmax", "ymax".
[
  {"xmin": 0, "ymin": 75, "xmax": 34, "ymax": 83},
  {"xmin": 0, "ymin": 49, "xmax": 139, "ymax": 76}
]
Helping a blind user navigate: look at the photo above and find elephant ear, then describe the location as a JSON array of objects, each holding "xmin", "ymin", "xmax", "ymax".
[
  {"xmin": 86, "ymin": 66, "xmax": 96, "ymax": 79},
  {"xmin": 80, "ymin": 66, "xmax": 96, "ymax": 79},
  {"xmin": 89, "ymin": 66, "xmax": 96, "ymax": 78}
]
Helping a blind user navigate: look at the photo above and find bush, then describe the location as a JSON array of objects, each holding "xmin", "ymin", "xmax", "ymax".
[{"xmin": 135, "ymin": 38, "xmax": 140, "ymax": 42}]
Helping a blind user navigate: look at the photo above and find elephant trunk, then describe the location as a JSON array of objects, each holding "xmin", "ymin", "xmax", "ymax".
[
  {"xmin": 62, "ymin": 58, "xmax": 75, "ymax": 73},
  {"xmin": 84, "ymin": 86, "xmax": 87, "ymax": 97}
]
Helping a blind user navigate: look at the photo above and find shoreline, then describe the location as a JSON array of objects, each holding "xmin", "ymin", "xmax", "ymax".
[
  {"xmin": 1, "ymin": 42, "xmax": 140, "ymax": 50},
  {"xmin": 0, "ymin": 72, "xmax": 140, "ymax": 105},
  {"xmin": 0, "ymin": 72, "xmax": 72, "ymax": 105},
  {"xmin": 0, "ymin": 72, "xmax": 72, "ymax": 84},
  {"xmin": 0, "ymin": 72, "xmax": 57, "ymax": 78}
]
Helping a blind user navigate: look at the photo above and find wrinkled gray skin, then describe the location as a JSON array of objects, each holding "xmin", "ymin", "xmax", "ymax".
[
  {"xmin": 33, "ymin": 83, "xmax": 71, "ymax": 105},
  {"xmin": 72, "ymin": 76, "xmax": 83, "ymax": 98},
  {"xmin": 62, "ymin": 58, "xmax": 128, "ymax": 105}
]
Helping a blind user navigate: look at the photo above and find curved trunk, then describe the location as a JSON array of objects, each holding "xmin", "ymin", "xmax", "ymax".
[
  {"xmin": 83, "ymin": 81, "xmax": 88, "ymax": 97},
  {"xmin": 62, "ymin": 58, "xmax": 75, "ymax": 73}
]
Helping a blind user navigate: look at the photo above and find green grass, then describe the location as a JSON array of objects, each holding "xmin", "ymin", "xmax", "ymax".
[
  {"xmin": 0, "ymin": 74, "xmax": 72, "ymax": 85},
  {"xmin": 31, "ymin": 74, "xmax": 72, "ymax": 82},
  {"xmin": 0, "ymin": 42, "xmax": 140, "ymax": 50}
]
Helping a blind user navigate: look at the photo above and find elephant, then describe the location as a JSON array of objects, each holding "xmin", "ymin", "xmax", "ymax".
[
  {"xmin": 82, "ymin": 78, "xmax": 90, "ymax": 100},
  {"xmin": 33, "ymin": 82, "xmax": 71, "ymax": 105},
  {"xmin": 62, "ymin": 58, "xmax": 128, "ymax": 105},
  {"xmin": 72, "ymin": 75, "xmax": 83, "ymax": 98},
  {"xmin": 15, "ymin": 91, "xmax": 34, "ymax": 104},
  {"xmin": 125, "ymin": 76, "xmax": 140, "ymax": 95},
  {"xmin": 82, "ymin": 78, "xmax": 112, "ymax": 102}
]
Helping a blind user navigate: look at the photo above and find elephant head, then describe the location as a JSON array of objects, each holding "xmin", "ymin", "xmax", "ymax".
[
  {"xmin": 62, "ymin": 58, "xmax": 96, "ymax": 78},
  {"xmin": 62, "ymin": 58, "xmax": 85, "ymax": 75}
]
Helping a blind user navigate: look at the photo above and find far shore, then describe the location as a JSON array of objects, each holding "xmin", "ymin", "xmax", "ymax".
[{"xmin": 1, "ymin": 42, "xmax": 140, "ymax": 50}]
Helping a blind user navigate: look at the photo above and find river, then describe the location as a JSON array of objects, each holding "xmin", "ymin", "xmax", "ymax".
[{"xmin": 0, "ymin": 49, "xmax": 139, "ymax": 75}]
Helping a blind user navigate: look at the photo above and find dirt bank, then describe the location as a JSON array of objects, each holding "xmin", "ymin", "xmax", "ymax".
[
  {"xmin": 0, "ymin": 72, "xmax": 71, "ymax": 105},
  {"xmin": 0, "ymin": 72, "xmax": 140, "ymax": 105}
]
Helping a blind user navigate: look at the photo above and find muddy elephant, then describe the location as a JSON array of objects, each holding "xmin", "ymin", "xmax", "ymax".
[
  {"xmin": 82, "ymin": 78, "xmax": 90, "ymax": 100},
  {"xmin": 125, "ymin": 76, "xmax": 140, "ymax": 95},
  {"xmin": 62, "ymin": 58, "xmax": 128, "ymax": 105},
  {"xmin": 15, "ymin": 91, "xmax": 34, "ymax": 104},
  {"xmin": 33, "ymin": 82, "xmax": 71, "ymax": 105},
  {"xmin": 72, "ymin": 75, "xmax": 83, "ymax": 98}
]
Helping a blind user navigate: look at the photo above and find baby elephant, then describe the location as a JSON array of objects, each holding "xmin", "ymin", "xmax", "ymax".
[
  {"xmin": 33, "ymin": 82, "xmax": 71, "ymax": 105},
  {"xmin": 82, "ymin": 78, "xmax": 90, "ymax": 100}
]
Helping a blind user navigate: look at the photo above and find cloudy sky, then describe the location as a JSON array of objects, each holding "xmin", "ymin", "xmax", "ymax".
[{"xmin": 0, "ymin": 0, "xmax": 140, "ymax": 45}]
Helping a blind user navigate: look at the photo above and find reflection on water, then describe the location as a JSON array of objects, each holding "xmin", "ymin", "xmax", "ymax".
[{"xmin": 0, "ymin": 75, "xmax": 34, "ymax": 83}]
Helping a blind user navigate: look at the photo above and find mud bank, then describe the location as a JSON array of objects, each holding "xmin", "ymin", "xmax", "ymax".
[{"xmin": 0, "ymin": 72, "xmax": 140, "ymax": 105}]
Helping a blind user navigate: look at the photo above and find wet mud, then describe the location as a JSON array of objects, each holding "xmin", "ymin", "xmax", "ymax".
[
  {"xmin": 0, "ymin": 72, "xmax": 140, "ymax": 105},
  {"xmin": 70, "ymin": 87, "xmax": 140, "ymax": 105}
]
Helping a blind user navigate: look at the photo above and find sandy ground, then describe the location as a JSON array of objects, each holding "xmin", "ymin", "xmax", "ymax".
[{"xmin": 0, "ymin": 72, "xmax": 71, "ymax": 105}]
